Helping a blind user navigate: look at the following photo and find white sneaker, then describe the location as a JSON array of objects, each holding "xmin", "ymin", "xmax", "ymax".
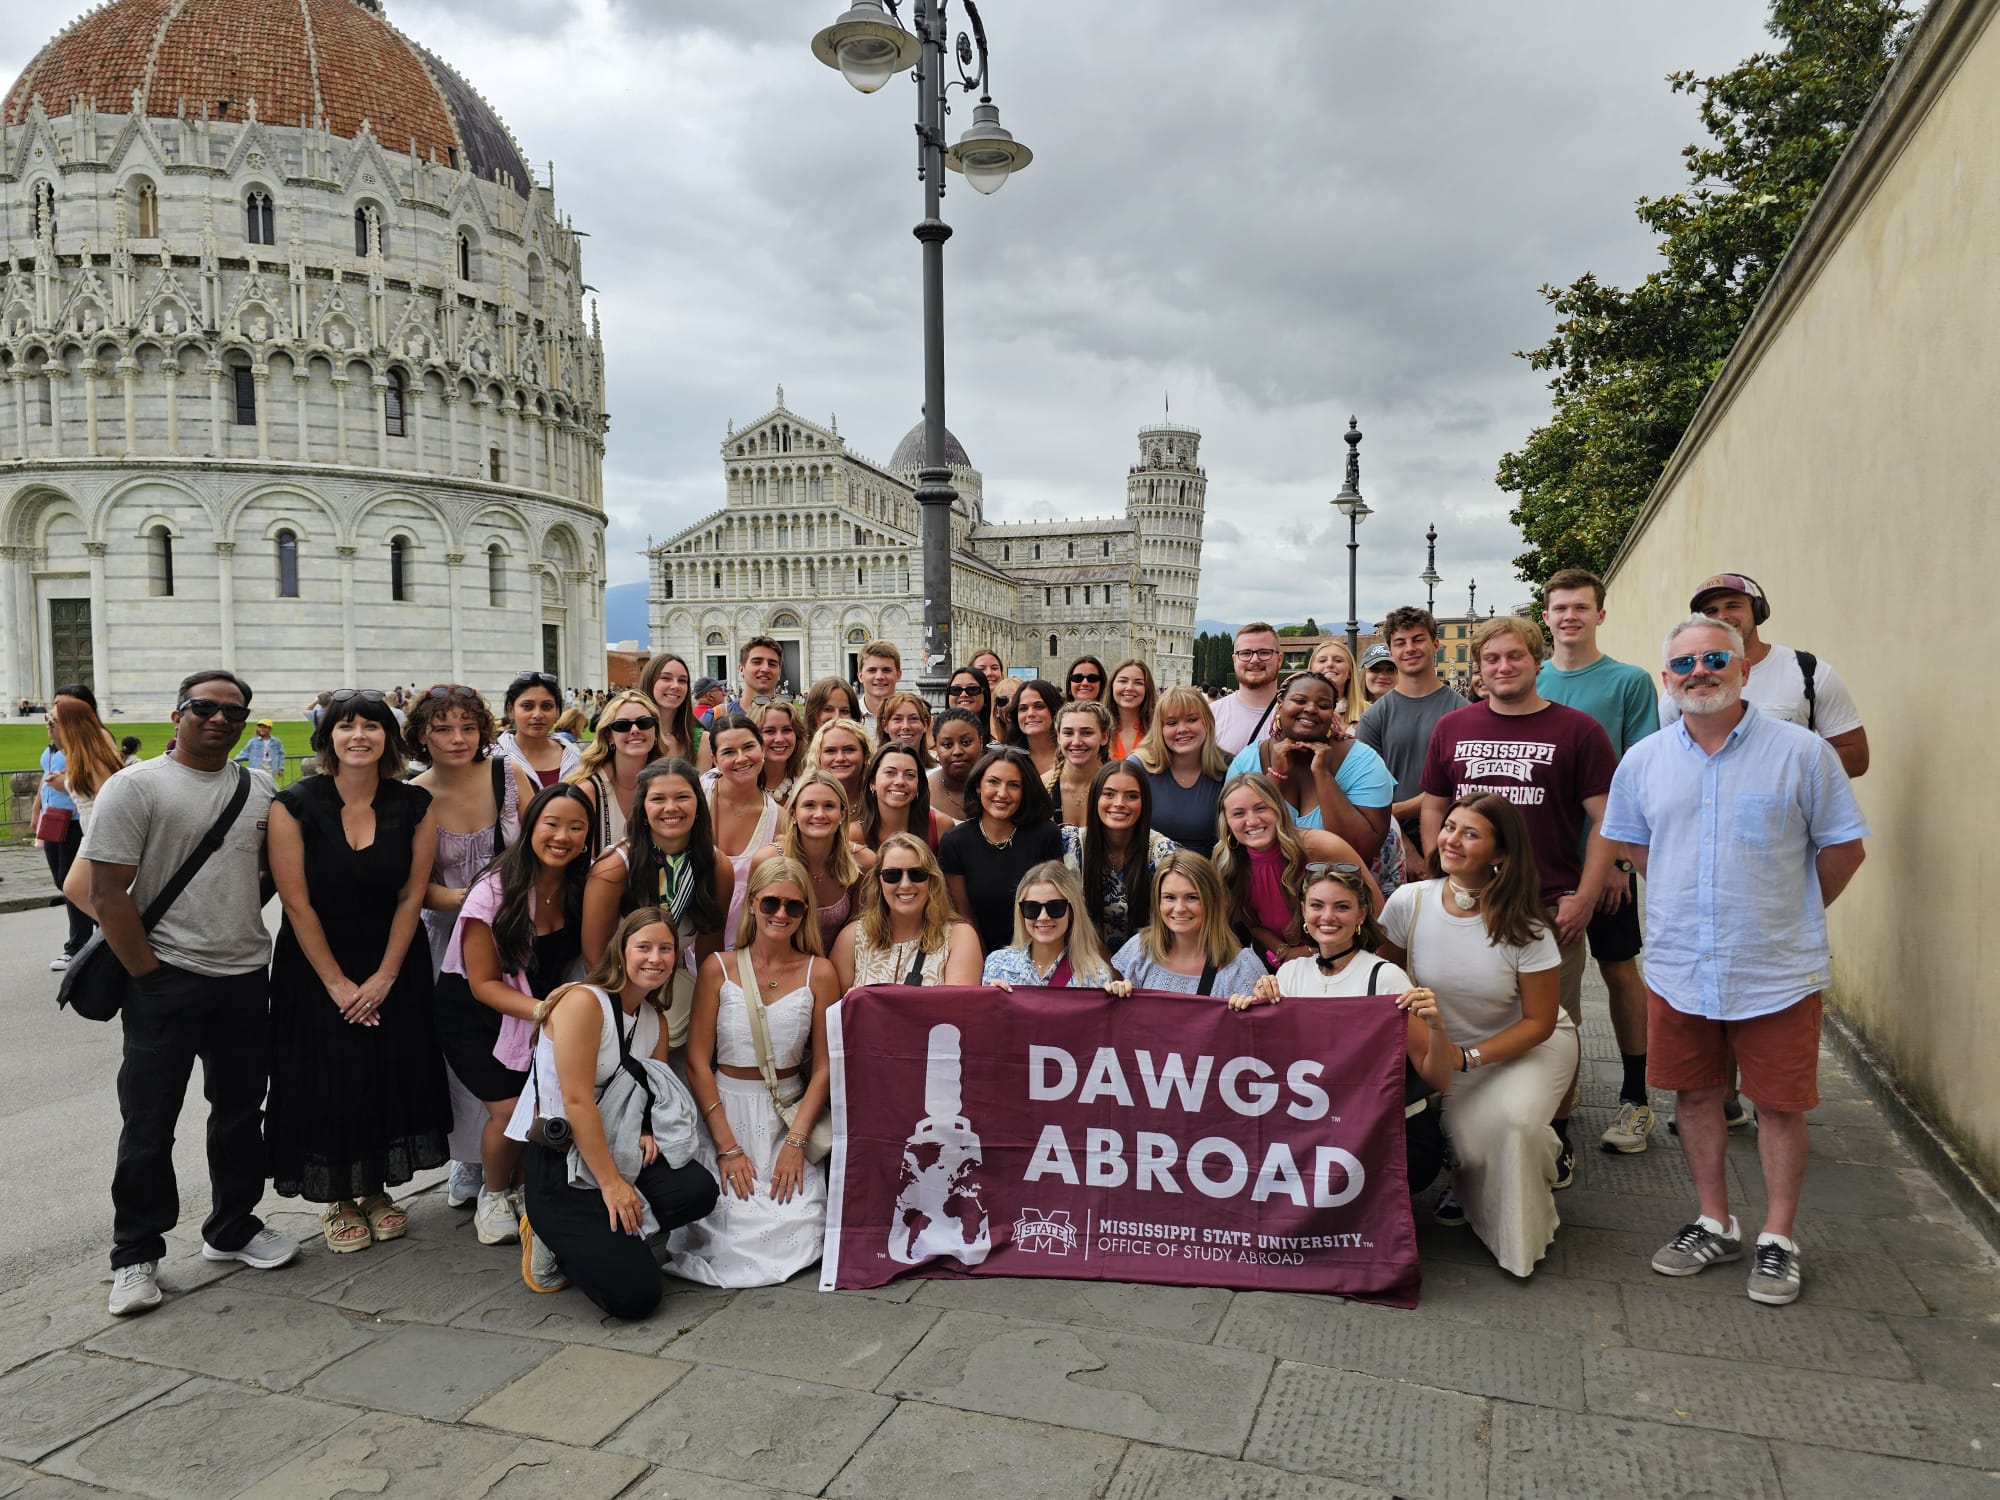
[
  {"xmin": 49, "ymin": 952, "xmax": 72, "ymax": 971},
  {"xmin": 1600, "ymin": 1101, "xmax": 1657, "ymax": 1154},
  {"xmin": 108, "ymin": 1262, "xmax": 162, "ymax": 1316},
  {"xmin": 475, "ymin": 1190, "xmax": 519, "ymax": 1245},
  {"xmin": 201, "ymin": 1227, "xmax": 299, "ymax": 1269},
  {"xmin": 446, "ymin": 1161, "xmax": 484, "ymax": 1209}
]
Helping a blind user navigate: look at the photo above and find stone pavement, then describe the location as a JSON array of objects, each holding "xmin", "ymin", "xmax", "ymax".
[{"xmin": 3, "ymin": 983, "xmax": 1998, "ymax": 1500}]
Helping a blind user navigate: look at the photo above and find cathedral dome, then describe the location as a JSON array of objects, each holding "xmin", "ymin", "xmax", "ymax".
[
  {"xmin": 889, "ymin": 418, "xmax": 972, "ymax": 473},
  {"xmin": 5, "ymin": 0, "xmax": 532, "ymax": 195}
]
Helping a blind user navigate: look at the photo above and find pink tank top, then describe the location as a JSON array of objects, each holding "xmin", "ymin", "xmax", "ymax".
[{"xmin": 1246, "ymin": 843, "xmax": 1292, "ymax": 936}]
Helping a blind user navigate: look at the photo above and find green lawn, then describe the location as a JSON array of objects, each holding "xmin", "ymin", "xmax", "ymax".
[{"xmin": 0, "ymin": 720, "xmax": 315, "ymax": 774}]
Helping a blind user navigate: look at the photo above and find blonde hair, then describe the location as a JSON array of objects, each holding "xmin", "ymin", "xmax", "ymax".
[
  {"xmin": 1055, "ymin": 698, "xmax": 1114, "ymax": 742},
  {"xmin": 805, "ymin": 717, "xmax": 873, "ymax": 777},
  {"xmin": 1473, "ymin": 613, "xmax": 1547, "ymax": 664},
  {"xmin": 1141, "ymin": 850, "xmax": 1241, "ymax": 969},
  {"xmin": 1132, "ymin": 685, "xmax": 1230, "ymax": 779},
  {"xmin": 1307, "ymin": 640, "xmax": 1368, "ymax": 725},
  {"xmin": 734, "ymin": 855, "xmax": 826, "ymax": 956},
  {"xmin": 781, "ymin": 771, "xmax": 863, "ymax": 889},
  {"xmin": 553, "ymin": 704, "xmax": 590, "ymax": 740},
  {"xmin": 1212, "ymin": 773, "xmax": 1309, "ymax": 933},
  {"xmin": 1009, "ymin": 859, "xmax": 1112, "ymax": 984},
  {"xmin": 858, "ymin": 833, "xmax": 954, "ymax": 955},
  {"xmin": 571, "ymin": 690, "xmax": 663, "ymax": 782},
  {"xmin": 877, "ymin": 690, "xmax": 936, "ymax": 769},
  {"xmin": 580, "ymin": 906, "xmax": 679, "ymax": 1013}
]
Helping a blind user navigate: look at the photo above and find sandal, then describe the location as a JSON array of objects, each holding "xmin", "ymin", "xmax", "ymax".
[
  {"xmin": 359, "ymin": 1194, "xmax": 408, "ymax": 1242},
  {"xmin": 320, "ymin": 1201, "xmax": 372, "ymax": 1253}
]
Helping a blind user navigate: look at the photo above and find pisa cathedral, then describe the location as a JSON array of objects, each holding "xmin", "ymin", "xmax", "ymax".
[
  {"xmin": 0, "ymin": 0, "xmax": 607, "ymax": 716},
  {"xmin": 648, "ymin": 394, "xmax": 1208, "ymax": 690}
]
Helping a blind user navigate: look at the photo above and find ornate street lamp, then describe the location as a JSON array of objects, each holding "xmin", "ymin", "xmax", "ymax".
[
  {"xmin": 812, "ymin": 0, "xmax": 1032, "ymax": 700},
  {"xmin": 1419, "ymin": 523, "xmax": 1441, "ymax": 615},
  {"xmin": 1332, "ymin": 417, "xmax": 1372, "ymax": 665}
]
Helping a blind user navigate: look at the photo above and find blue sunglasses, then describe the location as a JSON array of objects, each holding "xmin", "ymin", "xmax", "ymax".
[{"xmin": 1667, "ymin": 650, "xmax": 1736, "ymax": 675}]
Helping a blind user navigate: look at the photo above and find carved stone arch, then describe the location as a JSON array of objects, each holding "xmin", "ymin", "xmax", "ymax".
[
  {"xmin": 222, "ymin": 480, "xmax": 343, "ymax": 540},
  {"xmin": 91, "ymin": 472, "xmax": 217, "ymax": 545},
  {"xmin": 1, "ymin": 481, "xmax": 85, "ymax": 549},
  {"xmin": 540, "ymin": 521, "xmax": 583, "ymax": 571},
  {"xmin": 346, "ymin": 488, "xmax": 452, "ymax": 551}
]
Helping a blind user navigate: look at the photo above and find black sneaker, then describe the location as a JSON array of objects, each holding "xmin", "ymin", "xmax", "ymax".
[
  {"xmin": 1747, "ymin": 1239, "xmax": 1803, "ymax": 1305},
  {"xmin": 1432, "ymin": 1187, "xmax": 1466, "ymax": 1227},
  {"xmin": 1553, "ymin": 1141, "xmax": 1576, "ymax": 1190}
]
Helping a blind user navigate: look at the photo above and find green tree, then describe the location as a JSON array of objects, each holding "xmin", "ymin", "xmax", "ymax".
[{"xmin": 1499, "ymin": 0, "xmax": 1912, "ymax": 582}]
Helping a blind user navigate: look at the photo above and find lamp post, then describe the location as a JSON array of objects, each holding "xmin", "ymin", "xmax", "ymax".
[
  {"xmin": 1419, "ymin": 523, "xmax": 1441, "ymax": 615},
  {"xmin": 1468, "ymin": 579, "xmax": 1478, "ymax": 624},
  {"xmin": 811, "ymin": 0, "xmax": 1032, "ymax": 702},
  {"xmin": 1333, "ymin": 417, "xmax": 1371, "ymax": 665}
]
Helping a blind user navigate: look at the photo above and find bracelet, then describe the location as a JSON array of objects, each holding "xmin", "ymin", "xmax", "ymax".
[
  {"xmin": 1457, "ymin": 1046, "xmax": 1470, "ymax": 1073},
  {"xmin": 783, "ymin": 1133, "xmax": 808, "ymax": 1150},
  {"xmin": 702, "ymin": 1098, "xmax": 723, "ymax": 1116},
  {"xmin": 717, "ymin": 1147, "xmax": 745, "ymax": 1161}
]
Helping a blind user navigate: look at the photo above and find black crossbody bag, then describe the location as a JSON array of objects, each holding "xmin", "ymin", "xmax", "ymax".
[{"xmin": 58, "ymin": 768, "xmax": 253, "ymax": 1023}]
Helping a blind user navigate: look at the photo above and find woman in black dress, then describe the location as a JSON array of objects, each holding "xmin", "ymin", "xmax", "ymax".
[{"xmin": 267, "ymin": 688, "xmax": 450, "ymax": 1253}]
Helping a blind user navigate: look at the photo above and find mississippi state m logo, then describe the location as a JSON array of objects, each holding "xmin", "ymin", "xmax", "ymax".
[{"xmin": 1012, "ymin": 1208, "xmax": 1077, "ymax": 1255}]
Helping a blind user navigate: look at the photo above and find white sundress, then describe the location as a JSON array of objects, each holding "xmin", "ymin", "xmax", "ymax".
[{"xmin": 663, "ymin": 958, "xmax": 826, "ymax": 1287}]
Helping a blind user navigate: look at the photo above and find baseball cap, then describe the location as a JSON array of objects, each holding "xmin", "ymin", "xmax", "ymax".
[
  {"xmin": 1361, "ymin": 643, "xmax": 1394, "ymax": 669},
  {"xmin": 692, "ymin": 677, "xmax": 725, "ymax": 698},
  {"xmin": 1689, "ymin": 572, "xmax": 1768, "ymax": 615},
  {"xmin": 255, "ymin": 719, "xmax": 274, "ymax": 729}
]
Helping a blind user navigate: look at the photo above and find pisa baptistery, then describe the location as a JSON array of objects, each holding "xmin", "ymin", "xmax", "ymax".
[{"xmin": 0, "ymin": 0, "xmax": 608, "ymax": 715}]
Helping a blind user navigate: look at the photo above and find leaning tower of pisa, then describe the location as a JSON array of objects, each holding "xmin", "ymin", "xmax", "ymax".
[{"xmin": 1124, "ymin": 419, "xmax": 1206, "ymax": 687}]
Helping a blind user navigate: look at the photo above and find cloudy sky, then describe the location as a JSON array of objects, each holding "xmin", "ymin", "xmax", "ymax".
[{"xmin": 13, "ymin": 0, "xmax": 1774, "ymax": 627}]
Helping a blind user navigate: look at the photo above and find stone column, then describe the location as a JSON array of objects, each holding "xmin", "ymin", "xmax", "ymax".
[
  {"xmin": 565, "ymin": 568, "xmax": 591, "ymax": 686},
  {"xmin": 442, "ymin": 389, "xmax": 460, "ymax": 475},
  {"xmin": 162, "ymin": 364, "xmax": 179, "ymax": 452},
  {"xmin": 11, "ymin": 371, "xmax": 27, "ymax": 460},
  {"xmin": 337, "ymin": 545, "xmax": 359, "ymax": 683},
  {"xmin": 369, "ymin": 377, "xmax": 388, "ymax": 467},
  {"xmin": 118, "ymin": 359, "xmax": 138, "ymax": 456},
  {"xmin": 0, "ymin": 545, "xmax": 27, "ymax": 708},
  {"xmin": 46, "ymin": 369, "xmax": 66, "ymax": 458},
  {"xmin": 444, "ymin": 551, "xmax": 466, "ymax": 683},
  {"xmin": 408, "ymin": 386, "xmax": 426, "ymax": 473},
  {"xmin": 541, "ymin": 416, "xmax": 555, "ymax": 493},
  {"xmin": 252, "ymin": 370, "xmax": 270, "ymax": 460},
  {"xmin": 207, "ymin": 364, "xmax": 224, "ymax": 456},
  {"xmin": 83, "ymin": 542, "xmax": 111, "ymax": 711},
  {"xmin": 214, "ymin": 541, "xmax": 237, "ymax": 669},
  {"xmin": 332, "ymin": 375, "xmax": 349, "ymax": 464},
  {"xmin": 293, "ymin": 370, "xmax": 310, "ymax": 461}
]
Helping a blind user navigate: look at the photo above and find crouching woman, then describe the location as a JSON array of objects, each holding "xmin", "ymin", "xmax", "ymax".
[{"xmin": 509, "ymin": 907, "xmax": 719, "ymax": 1318}]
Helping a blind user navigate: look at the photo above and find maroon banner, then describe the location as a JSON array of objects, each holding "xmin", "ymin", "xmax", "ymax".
[{"xmin": 820, "ymin": 986, "xmax": 1419, "ymax": 1306}]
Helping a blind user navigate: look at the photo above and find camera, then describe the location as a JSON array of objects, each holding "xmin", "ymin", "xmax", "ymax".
[{"xmin": 525, "ymin": 1113, "xmax": 571, "ymax": 1150}]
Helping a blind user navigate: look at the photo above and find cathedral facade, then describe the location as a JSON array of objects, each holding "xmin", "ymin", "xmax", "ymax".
[
  {"xmin": 647, "ymin": 393, "xmax": 1206, "ymax": 689},
  {"xmin": 0, "ymin": 0, "xmax": 608, "ymax": 716}
]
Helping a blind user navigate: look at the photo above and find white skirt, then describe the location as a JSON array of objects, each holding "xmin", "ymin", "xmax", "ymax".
[
  {"xmin": 1441, "ymin": 1016, "xmax": 1579, "ymax": 1278},
  {"xmin": 663, "ymin": 1072, "xmax": 826, "ymax": 1288}
]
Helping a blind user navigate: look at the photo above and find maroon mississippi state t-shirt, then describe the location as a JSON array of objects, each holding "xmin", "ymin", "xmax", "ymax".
[{"xmin": 1420, "ymin": 700, "xmax": 1616, "ymax": 905}]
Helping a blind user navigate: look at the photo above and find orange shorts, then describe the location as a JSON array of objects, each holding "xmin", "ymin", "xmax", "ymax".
[{"xmin": 1646, "ymin": 990, "xmax": 1822, "ymax": 1114}]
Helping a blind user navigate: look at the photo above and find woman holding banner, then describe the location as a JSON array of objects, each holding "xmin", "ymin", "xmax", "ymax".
[
  {"xmin": 1104, "ymin": 851, "xmax": 1262, "ymax": 1000},
  {"xmin": 831, "ymin": 834, "xmax": 982, "ymax": 991},
  {"xmin": 670, "ymin": 858, "xmax": 839, "ymax": 1287},
  {"xmin": 1241, "ymin": 862, "xmax": 1457, "ymax": 1194},
  {"xmin": 1374, "ymin": 793, "xmax": 1573, "ymax": 1278},
  {"xmin": 981, "ymin": 862, "xmax": 1115, "ymax": 989}
]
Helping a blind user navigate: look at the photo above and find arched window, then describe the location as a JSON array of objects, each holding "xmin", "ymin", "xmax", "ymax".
[
  {"xmin": 147, "ymin": 526, "xmax": 175, "ymax": 597},
  {"xmin": 390, "ymin": 536, "xmax": 409, "ymax": 602},
  {"xmin": 135, "ymin": 182, "xmax": 159, "ymax": 238},
  {"xmin": 384, "ymin": 370, "xmax": 406, "ymax": 437},
  {"xmin": 1102, "ymin": 539, "xmax": 1111, "ymax": 557},
  {"xmin": 1067, "ymin": 541, "xmax": 1076, "ymax": 558},
  {"xmin": 457, "ymin": 232, "xmax": 473, "ymax": 281},
  {"xmin": 527, "ymin": 255, "xmax": 546, "ymax": 308},
  {"xmin": 32, "ymin": 181, "xmax": 55, "ymax": 239},
  {"xmin": 1047, "ymin": 634, "xmax": 1059, "ymax": 658},
  {"xmin": 275, "ymin": 529, "xmax": 299, "ymax": 598},
  {"xmin": 231, "ymin": 366, "xmax": 256, "ymax": 425},
  {"xmin": 353, "ymin": 205, "xmax": 384, "ymax": 258},
  {"xmin": 487, "ymin": 543, "xmax": 505, "ymax": 605},
  {"xmin": 245, "ymin": 191, "xmax": 274, "ymax": 246}
]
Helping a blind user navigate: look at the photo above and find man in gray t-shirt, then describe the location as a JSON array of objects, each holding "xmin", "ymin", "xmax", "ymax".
[
  {"xmin": 1356, "ymin": 607, "xmax": 1466, "ymax": 879},
  {"xmin": 78, "ymin": 668, "xmax": 295, "ymax": 1315}
]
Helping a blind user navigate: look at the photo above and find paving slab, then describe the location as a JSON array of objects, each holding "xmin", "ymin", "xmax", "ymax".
[
  {"xmin": 826, "ymin": 1402, "xmax": 1125, "ymax": 1499},
  {"xmin": 0, "ymin": 1352, "xmax": 186, "ymax": 1464},
  {"xmin": 1618, "ymin": 1283, "xmax": 1914, "ymax": 1378},
  {"xmin": 0, "ymin": 1281, "xmax": 122, "ymax": 1378},
  {"xmin": 1812, "ymin": 1123, "xmax": 1921, "ymax": 1168},
  {"xmin": 38, "ymin": 1376, "xmax": 354, "ymax": 1499},
  {"xmin": 1242, "ymin": 1361, "xmax": 1490, "ymax": 1500},
  {"xmin": 1104, "ymin": 1445, "xmax": 1392, "ymax": 1500},
  {"xmin": 611, "ymin": 1474, "xmax": 816, "ymax": 1500},
  {"xmin": 1486, "ymin": 1401, "xmax": 1783, "ymax": 1499},
  {"xmin": 1885, "ymin": 1313, "xmax": 2000, "ymax": 1393},
  {"xmin": 307, "ymin": 1235, "xmax": 516, "ymax": 1324},
  {"xmin": 1585, "ymin": 1344, "xmax": 2000, "ymax": 1467},
  {"xmin": 878, "ymin": 1309, "xmax": 1273, "ymax": 1456},
  {"xmin": 239, "ymin": 1410, "xmax": 648, "ymax": 1498},
  {"xmin": 1404, "ymin": 1257, "xmax": 1627, "ymax": 1345},
  {"xmin": 1905, "ymin": 1259, "xmax": 2000, "ymax": 1320},
  {"xmin": 667, "ymin": 1286, "xmax": 937, "ymax": 1390},
  {"xmin": 907, "ymin": 1274, "xmax": 1233, "ymax": 1341},
  {"xmin": 85, "ymin": 1284, "xmax": 379, "ymax": 1391},
  {"xmin": 304, "ymin": 1323, "xmax": 555, "ymax": 1421},
  {"xmin": 603, "ymin": 1364, "xmax": 894, "ymax": 1495},
  {"xmin": 466, "ymin": 1345, "xmax": 690, "ymax": 1446},
  {"xmin": 452, "ymin": 1276, "xmax": 733, "ymax": 1355},
  {"xmin": 1216, "ymin": 1291, "xmax": 1584, "ymax": 1409},
  {"xmin": 1799, "ymin": 1159, "xmax": 1958, "ymax": 1219},
  {"xmin": 1559, "ymin": 1226, "xmax": 1930, "ymax": 1314},
  {"xmin": 0, "ymin": 1459, "xmax": 109, "ymax": 1498},
  {"xmin": 1869, "ymin": 1214, "xmax": 2000, "ymax": 1268},
  {"xmin": 1768, "ymin": 1440, "xmax": 2000, "ymax": 1499},
  {"xmin": 263, "ymin": 1235, "xmax": 423, "ymax": 1300}
]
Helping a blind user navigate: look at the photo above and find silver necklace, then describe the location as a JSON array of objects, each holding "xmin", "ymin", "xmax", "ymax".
[{"xmin": 1445, "ymin": 877, "xmax": 1484, "ymax": 912}]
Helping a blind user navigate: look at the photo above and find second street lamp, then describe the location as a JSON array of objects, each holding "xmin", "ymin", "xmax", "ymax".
[
  {"xmin": 1420, "ymin": 523, "xmax": 1441, "ymax": 615},
  {"xmin": 1333, "ymin": 417, "xmax": 1372, "ymax": 665},
  {"xmin": 812, "ymin": 0, "xmax": 1032, "ymax": 701}
]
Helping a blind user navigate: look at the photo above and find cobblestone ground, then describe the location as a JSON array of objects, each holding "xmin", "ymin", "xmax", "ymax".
[{"xmin": 3, "ymin": 973, "xmax": 1997, "ymax": 1499}]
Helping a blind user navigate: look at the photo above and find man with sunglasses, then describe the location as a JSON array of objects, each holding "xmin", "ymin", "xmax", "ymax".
[
  {"xmin": 1212, "ymin": 622, "xmax": 1284, "ymax": 756},
  {"xmin": 1601, "ymin": 617, "xmax": 1867, "ymax": 1307},
  {"xmin": 79, "ymin": 669, "xmax": 296, "ymax": 1315}
]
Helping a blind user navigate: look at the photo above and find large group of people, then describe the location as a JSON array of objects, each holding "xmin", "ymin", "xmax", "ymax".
[{"xmin": 43, "ymin": 566, "xmax": 1868, "ymax": 1318}]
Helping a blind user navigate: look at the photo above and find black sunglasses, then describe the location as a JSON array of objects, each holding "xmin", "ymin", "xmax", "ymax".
[
  {"xmin": 879, "ymin": 867, "xmax": 932, "ymax": 886},
  {"xmin": 757, "ymin": 895, "xmax": 809, "ymax": 920},
  {"xmin": 1019, "ymin": 898, "xmax": 1071, "ymax": 921},
  {"xmin": 946, "ymin": 684, "xmax": 984, "ymax": 698},
  {"xmin": 1069, "ymin": 672, "xmax": 1103, "ymax": 685},
  {"xmin": 509, "ymin": 671, "xmax": 560, "ymax": 693},
  {"xmin": 327, "ymin": 688, "xmax": 386, "ymax": 707},
  {"xmin": 178, "ymin": 698, "xmax": 251, "ymax": 723},
  {"xmin": 603, "ymin": 715, "xmax": 658, "ymax": 734},
  {"xmin": 994, "ymin": 696, "xmax": 1013, "ymax": 709}
]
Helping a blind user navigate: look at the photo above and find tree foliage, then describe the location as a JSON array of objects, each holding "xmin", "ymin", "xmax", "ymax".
[{"xmin": 1498, "ymin": 0, "xmax": 1913, "ymax": 582}]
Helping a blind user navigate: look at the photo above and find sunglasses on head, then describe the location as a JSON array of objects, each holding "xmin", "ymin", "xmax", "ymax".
[
  {"xmin": 757, "ymin": 895, "xmax": 808, "ymax": 920},
  {"xmin": 1306, "ymin": 861, "xmax": 1363, "ymax": 879},
  {"xmin": 994, "ymin": 696, "xmax": 1013, "ymax": 709},
  {"xmin": 424, "ymin": 683, "xmax": 476, "ymax": 701},
  {"xmin": 604, "ymin": 714, "xmax": 658, "ymax": 734},
  {"xmin": 1019, "ymin": 898, "xmax": 1070, "ymax": 921},
  {"xmin": 1667, "ymin": 650, "xmax": 1736, "ymax": 675},
  {"xmin": 178, "ymin": 698, "xmax": 251, "ymax": 723},
  {"xmin": 879, "ymin": 867, "xmax": 932, "ymax": 886},
  {"xmin": 509, "ymin": 671, "xmax": 559, "ymax": 693},
  {"xmin": 327, "ymin": 688, "xmax": 386, "ymax": 707}
]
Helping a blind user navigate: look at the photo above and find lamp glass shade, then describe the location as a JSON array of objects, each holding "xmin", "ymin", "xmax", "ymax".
[
  {"xmin": 837, "ymin": 34, "xmax": 902, "ymax": 92},
  {"xmin": 960, "ymin": 146, "xmax": 1015, "ymax": 194}
]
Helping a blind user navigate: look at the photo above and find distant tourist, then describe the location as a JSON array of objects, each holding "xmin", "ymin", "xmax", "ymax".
[{"xmin": 233, "ymin": 718, "xmax": 285, "ymax": 779}]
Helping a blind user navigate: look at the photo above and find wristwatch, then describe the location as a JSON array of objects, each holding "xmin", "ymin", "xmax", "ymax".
[{"xmin": 1615, "ymin": 858, "xmax": 1635, "ymax": 874}]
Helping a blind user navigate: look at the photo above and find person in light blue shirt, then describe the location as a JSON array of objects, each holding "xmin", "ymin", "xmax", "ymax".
[
  {"xmin": 234, "ymin": 720, "xmax": 285, "ymax": 778},
  {"xmin": 1599, "ymin": 615, "xmax": 1867, "ymax": 1309}
]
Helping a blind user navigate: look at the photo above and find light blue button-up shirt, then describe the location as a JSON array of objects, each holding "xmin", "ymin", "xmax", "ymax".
[{"xmin": 1600, "ymin": 703, "xmax": 1868, "ymax": 1021}]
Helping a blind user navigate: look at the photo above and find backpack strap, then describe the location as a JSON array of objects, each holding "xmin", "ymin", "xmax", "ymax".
[
  {"xmin": 1795, "ymin": 649, "xmax": 1819, "ymax": 734},
  {"xmin": 489, "ymin": 755, "xmax": 510, "ymax": 855},
  {"xmin": 1196, "ymin": 961, "xmax": 1220, "ymax": 997}
]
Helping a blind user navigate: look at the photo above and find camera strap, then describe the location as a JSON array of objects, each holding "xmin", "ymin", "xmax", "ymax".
[{"xmin": 530, "ymin": 986, "xmax": 645, "ymax": 1133}]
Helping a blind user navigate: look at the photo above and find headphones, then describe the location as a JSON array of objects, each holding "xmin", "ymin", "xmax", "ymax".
[{"xmin": 1691, "ymin": 572, "xmax": 1770, "ymax": 626}]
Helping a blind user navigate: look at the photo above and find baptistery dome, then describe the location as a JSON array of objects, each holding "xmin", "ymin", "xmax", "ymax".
[{"xmin": 0, "ymin": 0, "xmax": 608, "ymax": 716}]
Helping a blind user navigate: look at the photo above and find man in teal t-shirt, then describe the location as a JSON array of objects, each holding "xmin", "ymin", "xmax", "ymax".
[{"xmin": 1537, "ymin": 569, "xmax": 1660, "ymax": 1155}]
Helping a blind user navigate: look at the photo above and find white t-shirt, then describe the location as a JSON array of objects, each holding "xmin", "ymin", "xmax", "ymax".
[
  {"xmin": 1378, "ymin": 880, "xmax": 1560, "ymax": 1045},
  {"xmin": 1275, "ymin": 950, "xmax": 1411, "ymax": 998},
  {"xmin": 1659, "ymin": 641, "xmax": 1862, "ymax": 739}
]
